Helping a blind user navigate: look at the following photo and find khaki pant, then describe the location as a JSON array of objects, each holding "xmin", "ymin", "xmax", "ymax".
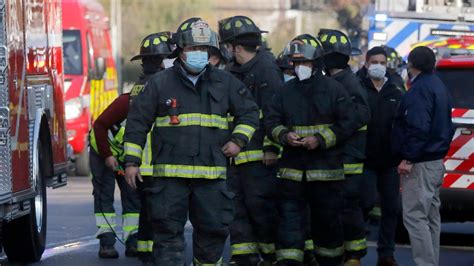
[{"xmin": 401, "ymin": 159, "xmax": 444, "ymax": 266}]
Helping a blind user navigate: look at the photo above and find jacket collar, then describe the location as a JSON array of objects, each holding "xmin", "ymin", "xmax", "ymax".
[{"xmin": 228, "ymin": 50, "xmax": 263, "ymax": 74}]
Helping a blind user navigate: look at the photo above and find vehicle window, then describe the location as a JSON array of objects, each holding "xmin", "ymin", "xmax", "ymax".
[
  {"xmin": 62, "ymin": 30, "xmax": 82, "ymax": 75},
  {"xmin": 436, "ymin": 68, "xmax": 474, "ymax": 109}
]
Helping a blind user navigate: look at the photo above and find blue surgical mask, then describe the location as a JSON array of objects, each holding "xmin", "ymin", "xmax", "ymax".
[
  {"xmin": 183, "ymin": 51, "xmax": 208, "ymax": 73},
  {"xmin": 283, "ymin": 74, "xmax": 295, "ymax": 83}
]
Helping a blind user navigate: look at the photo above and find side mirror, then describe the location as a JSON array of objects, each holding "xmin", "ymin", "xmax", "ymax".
[{"xmin": 95, "ymin": 57, "xmax": 106, "ymax": 79}]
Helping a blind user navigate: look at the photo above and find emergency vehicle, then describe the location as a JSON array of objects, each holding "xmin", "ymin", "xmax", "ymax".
[
  {"xmin": 426, "ymin": 37, "xmax": 474, "ymax": 222},
  {"xmin": 0, "ymin": 0, "xmax": 68, "ymax": 262},
  {"xmin": 368, "ymin": 0, "xmax": 474, "ymax": 58},
  {"xmin": 62, "ymin": 0, "xmax": 118, "ymax": 176}
]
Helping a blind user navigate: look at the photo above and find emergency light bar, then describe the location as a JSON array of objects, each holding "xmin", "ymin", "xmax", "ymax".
[{"xmin": 431, "ymin": 29, "xmax": 474, "ymax": 37}]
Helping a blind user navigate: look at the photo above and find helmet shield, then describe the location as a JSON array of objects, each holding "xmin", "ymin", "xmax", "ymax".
[
  {"xmin": 175, "ymin": 20, "xmax": 219, "ymax": 49},
  {"xmin": 284, "ymin": 40, "xmax": 318, "ymax": 61}
]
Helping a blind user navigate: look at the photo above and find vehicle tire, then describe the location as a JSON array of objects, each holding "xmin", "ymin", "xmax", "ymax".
[
  {"xmin": 3, "ymin": 142, "xmax": 47, "ymax": 262},
  {"xmin": 75, "ymin": 149, "xmax": 90, "ymax": 176}
]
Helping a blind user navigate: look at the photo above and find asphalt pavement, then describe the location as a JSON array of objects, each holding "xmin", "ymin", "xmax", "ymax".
[{"xmin": 1, "ymin": 176, "xmax": 473, "ymax": 266}]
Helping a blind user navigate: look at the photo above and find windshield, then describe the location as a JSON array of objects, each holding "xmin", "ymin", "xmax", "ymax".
[
  {"xmin": 62, "ymin": 30, "xmax": 83, "ymax": 75},
  {"xmin": 436, "ymin": 68, "xmax": 474, "ymax": 109}
]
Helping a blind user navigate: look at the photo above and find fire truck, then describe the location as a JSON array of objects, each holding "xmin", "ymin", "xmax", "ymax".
[
  {"xmin": 426, "ymin": 37, "xmax": 474, "ymax": 222},
  {"xmin": 368, "ymin": 0, "xmax": 474, "ymax": 58},
  {"xmin": 0, "ymin": 0, "xmax": 68, "ymax": 262},
  {"xmin": 62, "ymin": 0, "xmax": 118, "ymax": 176}
]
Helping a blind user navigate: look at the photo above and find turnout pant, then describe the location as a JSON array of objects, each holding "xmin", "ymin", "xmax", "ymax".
[
  {"xmin": 402, "ymin": 160, "xmax": 444, "ymax": 266},
  {"xmin": 276, "ymin": 178, "xmax": 344, "ymax": 266},
  {"xmin": 145, "ymin": 177, "xmax": 233, "ymax": 265},
  {"xmin": 342, "ymin": 174, "xmax": 368, "ymax": 259},
  {"xmin": 90, "ymin": 150, "xmax": 141, "ymax": 246},
  {"xmin": 137, "ymin": 175, "xmax": 154, "ymax": 261},
  {"xmin": 227, "ymin": 162, "xmax": 278, "ymax": 265}
]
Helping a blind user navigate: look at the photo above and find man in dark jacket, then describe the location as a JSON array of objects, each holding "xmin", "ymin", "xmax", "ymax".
[
  {"xmin": 320, "ymin": 29, "xmax": 370, "ymax": 266},
  {"xmin": 356, "ymin": 46, "xmax": 404, "ymax": 266},
  {"xmin": 123, "ymin": 18, "xmax": 260, "ymax": 265},
  {"xmin": 219, "ymin": 15, "xmax": 282, "ymax": 265},
  {"xmin": 265, "ymin": 34, "xmax": 357, "ymax": 266},
  {"xmin": 392, "ymin": 46, "xmax": 454, "ymax": 266}
]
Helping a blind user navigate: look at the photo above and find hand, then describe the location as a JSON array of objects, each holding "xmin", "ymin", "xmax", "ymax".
[
  {"xmin": 222, "ymin": 141, "xmax": 241, "ymax": 157},
  {"xmin": 286, "ymin": 132, "xmax": 304, "ymax": 147},
  {"xmin": 105, "ymin": 156, "xmax": 119, "ymax": 171},
  {"xmin": 263, "ymin": 151, "xmax": 278, "ymax": 166},
  {"xmin": 125, "ymin": 166, "xmax": 142, "ymax": 189},
  {"xmin": 301, "ymin": 136, "xmax": 319, "ymax": 150},
  {"xmin": 398, "ymin": 160, "xmax": 413, "ymax": 177}
]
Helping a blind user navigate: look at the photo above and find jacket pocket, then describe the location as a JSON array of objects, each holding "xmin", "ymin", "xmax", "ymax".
[{"xmin": 208, "ymin": 86, "xmax": 228, "ymax": 118}]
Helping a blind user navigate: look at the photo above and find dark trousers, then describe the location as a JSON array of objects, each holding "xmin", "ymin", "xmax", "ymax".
[
  {"xmin": 342, "ymin": 174, "xmax": 368, "ymax": 259},
  {"xmin": 364, "ymin": 167, "xmax": 400, "ymax": 258},
  {"xmin": 227, "ymin": 162, "xmax": 278, "ymax": 265},
  {"xmin": 137, "ymin": 175, "xmax": 154, "ymax": 261},
  {"xmin": 276, "ymin": 178, "xmax": 344, "ymax": 266},
  {"xmin": 145, "ymin": 177, "xmax": 233, "ymax": 265},
  {"xmin": 90, "ymin": 150, "xmax": 141, "ymax": 246}
]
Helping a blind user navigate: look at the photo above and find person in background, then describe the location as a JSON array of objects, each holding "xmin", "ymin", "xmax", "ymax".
[
  {"xmin": 356, "ymin": 46, "xmax": 404, "ymax": 266},
  {"xmin": 392, "ymin": 46, "xmax": 454, "ymax": 266}
]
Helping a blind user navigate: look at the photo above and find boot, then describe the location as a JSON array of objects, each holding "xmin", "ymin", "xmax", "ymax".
[
  {"xmin": 98, "ymin": 245, "xmax": 119, "ymax": 259},
  {"xmin": 125, "ymin": 233, "xmax": 139, "ymax": 257},
  {"xmin": 377, "ymin": 256, "xmax": 399, "ymax": 266},
  {"xmin": 344, "ymin": 258, "xmax": 361, "ymax": 266}
]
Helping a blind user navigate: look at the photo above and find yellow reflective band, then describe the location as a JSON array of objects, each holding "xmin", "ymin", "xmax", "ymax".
[
  {"xmin": 318, "ymin": 127, "xmax": 336, "ymax": 148},
  {"xmin": 98, "ymin": 224, "xmax": 116, "ymax": 228},
  {"xmin": 95, "ymin": 213, "xmax": 115, "ymax": 218},
  {"xmin": 276, "ymin": 249, "xmax": 304, "ymax": 262},
  {"xmin": 193, "ymin": 257, "xmax": 223, "ymax": 266},
  {"xmin": 231, "ymin": 242, "xmax": 259, "ymax": 255},
  {"xmin": 315, "ymin": 245, "xmax": 344, "ymax": 258},
  {"xmin": 272, "ymin": 125, "xmax": 288, "ymax": 142},
  {"xmin": 95, "ymin": 213, "xmax": 116, "ymax": 228},
  {"xmin": 137, "ymin": 240, "xmax": 153, "ymax": 253},
  {"xmin": 234, "ymin": 150, "xmax": 264, "ymax": 165},
  {"xmin": 233, "ymin": 124, "xmax": 256, "ymax": 140},
  {"xmin": 263, "ymin": 136, "xmax": 282, "ymax": 149},
  {"xmin": 155, "ymin": 113, "xmax": 228, "ymax": 129},
  {"xmin": 344, "ymin": 163, "xmax": 364, "ymax": 175},
  {"xmin": 153, "ymin": 164, "xmax": 227, "ymax": 179},
  {"xmin": 124, "ymin": 142, "xmax": 143, "ymax": 159},
  {"xmin": 123, "ymin": 213, "xmax": 139, "ymax": 218},
  {"xmin": 344, "ymin": 238, "xmax": 367, "ymax": 252},
  {"xmin": 305, "ymin": 239, "xmax": 314, "ymax": 251},
  {"xmin": 140, "ymin": 165, "xmax": 153, "ymax": 176},
  {"xmin": 358, "ymin": 125, "xmax": 367, "ymax": 131},
  {"xmin": 279, "ymin": 168, "xmax": 304, "ymax": 182},
  {"xmin": 292, "ymin": 124, "xmax": 332, "ymax": 137},
  {"xmin": 123, "ymin": 225, "xmax": 139, "ymax": 232},
  {"xmin": 306, "ymin": 169, "xmax": 345, "ymax": 181},
  {"xmin": 259, "ymin": 243, "xmax": 276, "ymax": 254}
]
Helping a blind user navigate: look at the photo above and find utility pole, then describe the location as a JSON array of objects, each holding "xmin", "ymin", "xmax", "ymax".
[{"xmin": 110, "ymin": 0, "xmax": 122, "ymax": 93}]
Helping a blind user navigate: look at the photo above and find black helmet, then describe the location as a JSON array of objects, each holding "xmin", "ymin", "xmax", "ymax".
[
  {"xmin": 218, "ymin": 15, "xmax": 266, "ymax": 44},
  {"xmin": 283, "ymin": 34, "xmax": 324, "ymax": 61},
  {"xmin": 318, "ymin": 29, "xmax": 352, "ymax": 56},
  {"xmin": 130, "ymin": 32, "xmax": 174, "ymax": 61},
  {"xmin": 172, "ymin": 17, "xmax": 219, "ymax": 50},
  {"xmin": 276, "ymin": 52, "xmax": 293, "ymax": 70},
  {"xmin": 382, "ymin": 45, "xmax": 403, "ymax": 70}
]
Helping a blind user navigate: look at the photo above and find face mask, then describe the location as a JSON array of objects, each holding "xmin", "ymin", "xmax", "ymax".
[
  {"xmin": 368, "ymin": 64, "xmax": 386, "ymax": 80},
  {"xmin": 183, "ymin": 51, "xmax": 208, "ymax": 73},
  {"xmin": 295, "ymin": 65, "xmax": 312, "ymax": 81},
  {"xmin": 283, "ymin": 74, "xmax": 295, "ymax": 83},
  {"xmin": 162, "ymin": 58, "xmax": 175, "ymax": 69}
]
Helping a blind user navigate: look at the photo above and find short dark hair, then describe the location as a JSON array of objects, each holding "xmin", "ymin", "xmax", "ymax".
[
  {"xmin": 408, "ymin": 46, "xmax": 436, "ymax": 73},
  {"xmin": 366, "ymin": 46, "xmax": 387, "ymax": 62}
]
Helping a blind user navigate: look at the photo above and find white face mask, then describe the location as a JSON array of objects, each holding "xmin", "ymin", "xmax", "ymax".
[
  {"xmin": 368, "ymin": 64, "xmax": 386, "ymax": 80},
  {"xmin": 283, "ymin": 74, "xmax": 295, "ymax": 83},
  {"xmin": 295, "ymin": 65, "xmax": 312, "ymax": 81}
]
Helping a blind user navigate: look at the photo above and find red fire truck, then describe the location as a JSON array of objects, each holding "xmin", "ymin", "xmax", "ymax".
[
  {"xmin": 0, "ymin": 0, "xmax": 68, "ymax": 262},
  {"xmin": 429, "ymin": 38, "xmax": 474, "ymax": 222},
  {"xmin": 62, "ymin": 0, "xmax": 118, "ymax": 176}
]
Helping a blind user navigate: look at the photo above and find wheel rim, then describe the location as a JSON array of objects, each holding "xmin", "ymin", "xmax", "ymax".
[{"xmin": 33, "ymin": 146, "xmax": 43, "ymax": 233}]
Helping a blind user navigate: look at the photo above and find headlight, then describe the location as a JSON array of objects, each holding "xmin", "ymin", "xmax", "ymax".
[{"xmin": 65, "ymin": 97, "xmax": 83, "ymax": 120}]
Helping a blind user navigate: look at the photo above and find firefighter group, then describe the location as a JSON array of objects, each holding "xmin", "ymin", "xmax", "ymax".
[{"xmin": 88, "ymin": 15, "xmax": 454, "ymax": 266}]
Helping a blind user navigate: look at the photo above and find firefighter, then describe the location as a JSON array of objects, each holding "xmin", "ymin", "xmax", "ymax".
[
  {"xmin": 218, "ymin": 15, "xmax": 282, "ymax": 265},
  {"xmin": 319, "ymin": 29, "xmax": 370, "ymax": 266},
  {"xmin": 123, "ymin": 18, "xmax": 259, "ymax": 265},
  {"xmin": 264, "ymin": 34, "xmax": 357, "ymax": 266},
  {"xmin": 276, "ymin": 52, "xmax": 295, "ymax": 82},
  {"xmin": 128, "ymin": 31, "xmax": 174, "ymax": 264}
]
